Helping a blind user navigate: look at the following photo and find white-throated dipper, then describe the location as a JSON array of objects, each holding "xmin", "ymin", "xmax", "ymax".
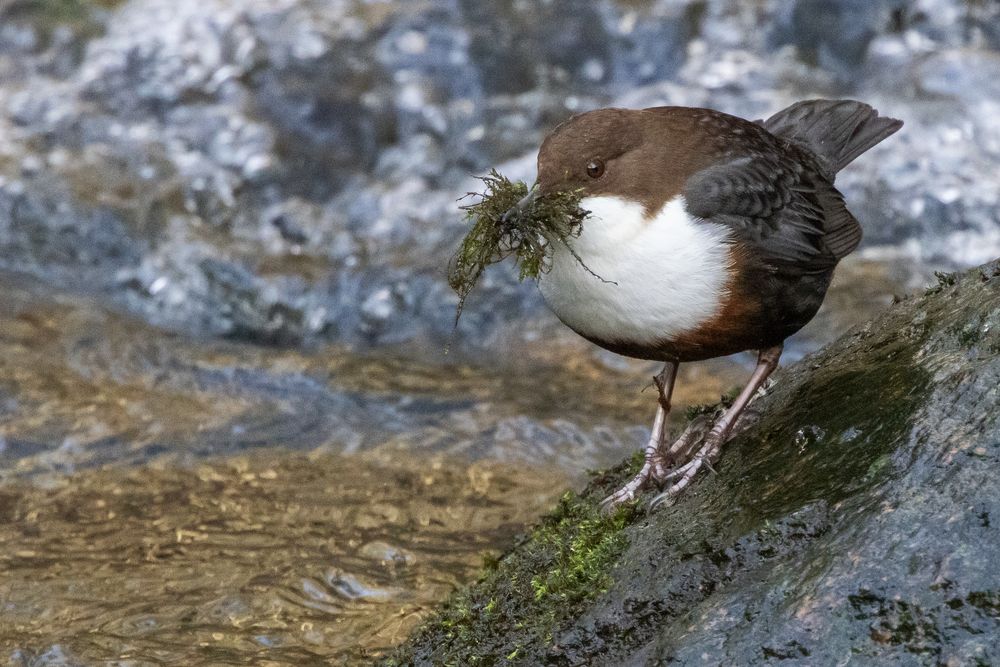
[{"xmin": 506, "ymin": 99, "xmax": 902, "ymax": 508}]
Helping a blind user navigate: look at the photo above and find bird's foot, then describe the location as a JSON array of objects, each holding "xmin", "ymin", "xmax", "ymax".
[
  {"xmin": 648, "ymin": 436, "xmax": 724, "ymax": 509},
  {"xmin": 648, "ymin": 399, "xmax": 764, "ymax": 508},
  {"xmin": 599, "ymin": 450, "xmax": 671, "ymax": 511},
  {"xmin": 600, "ymin": 411, "xmax": 718, "ymax": 512},
  {"xmin": 602, "ymin": 400, "xmax": 766, "ymax": 512}
]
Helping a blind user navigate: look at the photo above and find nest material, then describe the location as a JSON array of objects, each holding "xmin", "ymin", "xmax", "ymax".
[{"xmin": 447, "ymin": 170, "xmax": 594, "ymax": 323}]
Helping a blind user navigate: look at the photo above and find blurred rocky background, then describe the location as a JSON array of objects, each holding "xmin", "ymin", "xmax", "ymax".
[
  {"xmin": 2, "ymin": 0, "xmax": 997, "ymax": 357},
  {"xmin": 1, "ymin": 0, "xmax": 998, "ymax": 664}
]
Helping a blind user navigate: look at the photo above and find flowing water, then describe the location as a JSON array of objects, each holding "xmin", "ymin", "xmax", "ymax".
[{"xmin": 1, "ymin": 452, "xmax": 567, "ymax": 665}]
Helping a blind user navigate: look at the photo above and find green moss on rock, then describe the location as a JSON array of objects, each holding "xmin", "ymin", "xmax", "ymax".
[
  {"xmin": 528, "ymin": 493, "xmax": 635, "ymax": 607},
  {"xmin": 382, "ymin": 492, "xmax": 637, "ymax": 665}
]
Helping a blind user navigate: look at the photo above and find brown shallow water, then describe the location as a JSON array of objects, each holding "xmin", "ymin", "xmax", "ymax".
[
  {"xmin": 0, "ymin": 256, "xmax": 917, "ymax": 664},
  {"xmin": 0, "ymin": 451, "xmax": 565, "ymax": 665}
]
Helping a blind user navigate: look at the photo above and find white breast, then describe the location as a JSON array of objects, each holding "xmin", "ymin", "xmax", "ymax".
[{"xmin": 537, "ymin": 195, "xmax": 732, "ymax": 345}]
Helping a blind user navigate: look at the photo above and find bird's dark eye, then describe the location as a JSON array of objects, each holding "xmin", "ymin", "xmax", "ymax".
[{"xmin": 586, "ymin": 159, "xmax": 605, "ymax": 179}]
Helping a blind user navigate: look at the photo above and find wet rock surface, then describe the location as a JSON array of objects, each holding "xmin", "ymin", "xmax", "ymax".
[{"xmin": 387, "ymin": 259, "xmax": 1000, "ymax": 666}]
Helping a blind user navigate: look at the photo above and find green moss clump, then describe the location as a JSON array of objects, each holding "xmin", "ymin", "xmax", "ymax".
[
  {"xmin": 529, "ymin": 492, "xmax": 634, "ymax": 607},
  {"xmin": 382, "ymin": 491, "xmax": 636, "ymax": 665},
  {"xmin": 2, "ymin": 0, "xmax": 123, "ymax": 43},
  {"xmin": 447, "ymin": 170, "xmax": 594, "ymax": 323}
]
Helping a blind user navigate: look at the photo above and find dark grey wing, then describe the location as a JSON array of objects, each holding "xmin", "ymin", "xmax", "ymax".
[{"xmin": 683, "ymin": 151, "xmax": 860, "ymax": 272}]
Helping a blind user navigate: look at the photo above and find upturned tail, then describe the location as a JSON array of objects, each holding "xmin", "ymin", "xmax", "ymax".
[{"xmin": 762, "ymin": 99, "xmax": 903, "ymax": 178}]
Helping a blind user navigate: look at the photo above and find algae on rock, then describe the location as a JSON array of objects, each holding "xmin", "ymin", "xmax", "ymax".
[{"xmin": 387, "ymin": 258, "xmax": 1000, "ymax": 666}]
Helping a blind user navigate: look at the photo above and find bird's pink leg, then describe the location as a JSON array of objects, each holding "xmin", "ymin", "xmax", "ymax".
[
  {"xmin": 651, "ymin": 344, "xmax": 783, "ymax": 507},
  {"xmin": 600, "ymin": 361, "xmax": 678, "ymax": 510}
]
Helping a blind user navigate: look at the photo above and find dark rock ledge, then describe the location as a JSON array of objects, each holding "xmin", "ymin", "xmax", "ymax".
[{"xmin": 384, "ymin": 258, "xmax": 1000, "ymax": 667}]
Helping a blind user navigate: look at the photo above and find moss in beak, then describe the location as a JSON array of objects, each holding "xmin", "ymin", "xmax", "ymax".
[{"xmin": 447, "ymin": 170, "xmax": 593, "ymax": 325}]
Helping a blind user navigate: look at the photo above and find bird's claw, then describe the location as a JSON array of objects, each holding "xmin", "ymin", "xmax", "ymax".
[
  {"xmin": 599, "ymin": 488, "xmax": 637, "ymax": 513},
  {"xmin": 599, "ymin": 454, "xmax": 668, "ymax": 513},
  {"xmin": 602, "ymin": 431, "xmax": 725, "ymax": 513},
  {"xmin": 648, "ymin": 437, "xmax": 723, "ymax": 509}
]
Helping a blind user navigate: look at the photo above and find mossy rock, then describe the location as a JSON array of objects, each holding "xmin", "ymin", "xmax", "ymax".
[{"xmin": 386, "ymin": 258, "xmax": 1000, "ymax": 666}]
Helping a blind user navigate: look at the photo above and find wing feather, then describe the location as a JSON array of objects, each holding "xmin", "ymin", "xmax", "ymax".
[{"xmin": 683, "ymin": 147, "xmax": 860, "ymax": 271}]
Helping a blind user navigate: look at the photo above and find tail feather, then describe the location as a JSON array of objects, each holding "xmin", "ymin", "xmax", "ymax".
[{"xmin": 763, "ymin": 99, "xmax": 903, "ymax": 176}]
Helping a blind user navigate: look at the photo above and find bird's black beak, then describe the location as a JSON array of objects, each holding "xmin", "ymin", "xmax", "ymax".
[{"xmin": 500, "ymin": 186, "xmax": 538, "ymax": 225}]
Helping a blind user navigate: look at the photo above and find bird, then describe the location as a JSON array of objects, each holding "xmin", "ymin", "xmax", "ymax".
[{"xmin": 502, "ymin": 99, "xmax": 902, "ymax": 509}]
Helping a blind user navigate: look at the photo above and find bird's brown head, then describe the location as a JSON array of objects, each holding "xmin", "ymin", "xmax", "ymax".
[
  {"xmin": 530, "ymin": 107, "xmax": 708, "ymax": 216},
  {"xmin": 536, "ymin": 108, "xmax": 645, "ymax": 198},
  {"xmin": 499, "ymin": 106, "xmax": 719, "ymax": 227}
]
